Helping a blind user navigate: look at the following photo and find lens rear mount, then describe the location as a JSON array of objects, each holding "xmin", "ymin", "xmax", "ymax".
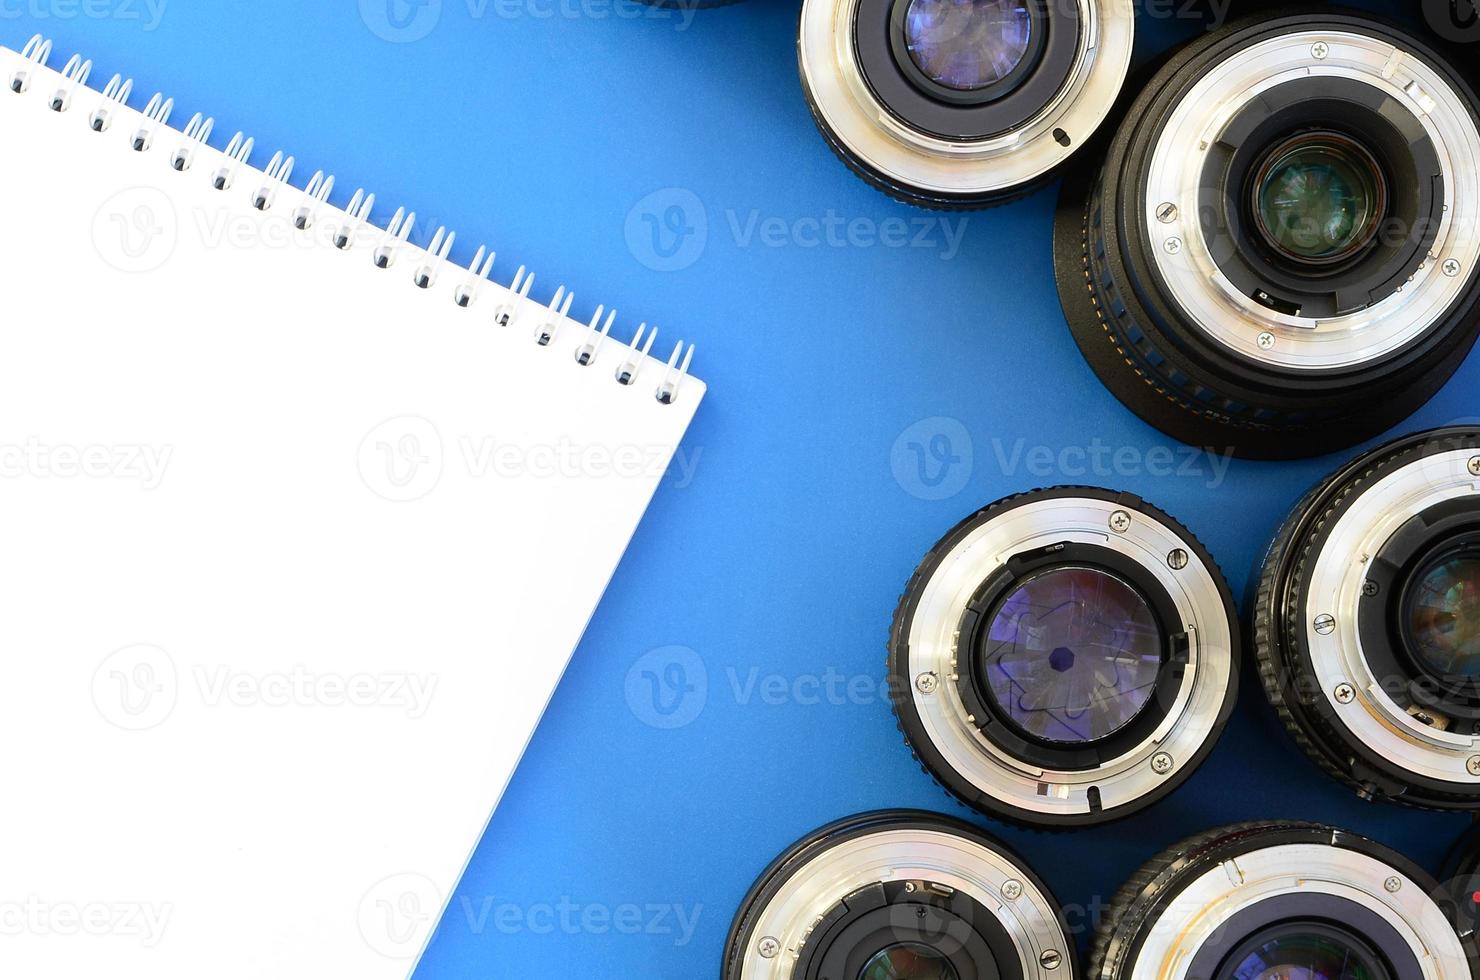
[
  {"xmin": 1090, "ymin": 822, "xmax": 1477, "ymax": 980},
  {"xmin": 799, "ymin": 0, "xmax": 1133, "ymax": 208},
  {"xmin": 889, "ymin": 487, "xmax": 1238, "ymax": 828},
  {"xmin": 1255, "ymin": 427, "xmax": 1480, "ymax": 809},
  {"xmin": 721, "ymin": 811, "xmax": 1073, "ymax": 980},
  {"xmin": 1054, "ymin": 10, "xmax": 1480, "ymax": 458}
]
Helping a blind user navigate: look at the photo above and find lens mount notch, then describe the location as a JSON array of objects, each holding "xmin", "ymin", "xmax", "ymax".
[
  {"xmin": 889, "ymin": 487, "xmax": 1239, "ymax": 829},
  {"xmin": 1054, "ymin": 9, "xmax": 1480, "ymax": 458},
  {"xmin": 1255, "ymin": 426, "xmax": 1480, "ymax": 809},
  {"xmin": 1090, "ymin": 822, "xmax": 1478, "ymax": 980},
  {"xmin": 799, "ymin": 0, "xmax": 1134, "ymax": 207},
  {"xmin": 721, "ymin": 810, "xmax": 1074, "ymax": 980}
]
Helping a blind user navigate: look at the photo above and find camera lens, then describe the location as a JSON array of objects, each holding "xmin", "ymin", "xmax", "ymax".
[
  {"xmin": 722, "ymin": 811, "xmax": 1073, "ymax": 980},
  {"xmin": 1404, "ymin": 548, "xmax": 1480, "ymax": 679},
  {"xmin": 980, "ymin": 566, "xmax": 1162, "ymax": 745},
  {"xmin": 1441, "ymin": 821, "xmax": 1480, "ymax": 937},
  {"xmin": 888, "ymin": 487, "xmax": 1239, "ymax": 828},
  {"xmin": 861, "ymin": 943, "xmax": 959, "ymax": 980},
  {"xmin": 1054, "ymin": 11, "xmax": 1480, "ymax": 459},
  {"xmin": 1091, "ymin": 822, "xmax": 1476, "ymax": 980},
  {"xmin": 1254, "ymin": 427, "xmax": 1480, "ymax": 809},
  {"xmin": 799, "ymin": 0, "xmax": 1133, "ymax": 208},
  {"xmin": 902, "ymin": 0, "xmax": 1033, "ymax": 92},
  {"xmin": 1251, "ymin": 131, "xmax": 1387, "ymax": 267}
]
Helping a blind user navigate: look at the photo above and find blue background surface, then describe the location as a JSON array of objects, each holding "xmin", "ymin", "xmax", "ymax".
[{"xmin": 21, "ymin": 0, "xmax": 1479, "ymax": 975}]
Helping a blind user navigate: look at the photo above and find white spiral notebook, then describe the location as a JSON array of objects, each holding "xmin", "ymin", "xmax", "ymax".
[{"xmin": 0, "ymin": 36, "xmax": 703, "ymax": 980}]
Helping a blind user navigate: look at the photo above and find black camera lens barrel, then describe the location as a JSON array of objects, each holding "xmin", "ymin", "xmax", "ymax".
[
  {"xmin": 799, "ymin": 0, "xmax": 1134, "ymax": 208},
  {"xmin": 1255, "ymin": 427, "xmax": 1480, "ymax": 809},
  {"xmin": 1091, "ymin": 822, "xmax": 1478, "ymax": 980},
  {"xmin": 889, "ymin": 487, "xmax": 1239, "ymax": 828},
  {"xmin": 721, "ymin": 811, "xmax": 1074, "ymax": 980},
  {"xmin": 1054, "ymin": 9, "xmax": 1480, "ymax": 459}
]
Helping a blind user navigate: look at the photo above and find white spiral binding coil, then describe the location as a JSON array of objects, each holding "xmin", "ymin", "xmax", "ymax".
[
  {"xmin": 9, "ymin": 35, "xmax": 696, "ymax": 405},
  {"xmin": 48, "ymin": 53, "xmax": 90, "ymax": 112},
  {"xmin": 132, "ymin": 92, "xmax": 173, "ymax": 152},
  {"xmin": 171, "ymin": 112, "xmax": 213, "ymax": 170},
  {"xmin": 9, "ymin": 34, "xmax": 50, "ymax": 94},
  {"xmin": 91, "ymin": 74, "xmax": 133, "ymax": 132}
]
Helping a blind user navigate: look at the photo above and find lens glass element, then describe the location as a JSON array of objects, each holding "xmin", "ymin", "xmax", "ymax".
[
  {"xmin": 1406, "ymin": 552, "xmax": 1480, "ymax": 679},
  {"xmin": 903, "ymin": 0, "xmax": 1032, "ymax": 92},
  {"xmin": 1252, "ymin": 132, "xmax": 1386, "ymax": 266},
  {"xmin": 980, "ymin": 566, "xmax": 1163, "ymax": 744},
  {"xmin": 861, "ymin": 943, "xmax": 961, "ymax": 980},
  {"xmin": 1226, "ymin": 932, "xmax": 1381, "ymax": 980}
]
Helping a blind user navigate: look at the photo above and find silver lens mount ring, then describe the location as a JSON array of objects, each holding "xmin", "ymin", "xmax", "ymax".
[
  {"xmin": 889, "ymin": 488, "xmax": 1238, "ymax": 828},
  {"xmin": 798, "ymin": 0, "xmax": 1133, "ymax": 206},
  {"xmin": 1257, "ymin": 427, "xmax": 1480, "ymax": 809},
  {"xmin": 1146, "ymin": 28, "xmax": 1480, "ymax": 371},
  {"xmin": 1091, "ymin": 822, "xmax": 1476, "ymax": 980},
  {"xmin": 722, "ymin": 811, "xmax": 1073, "ymax": 980}
]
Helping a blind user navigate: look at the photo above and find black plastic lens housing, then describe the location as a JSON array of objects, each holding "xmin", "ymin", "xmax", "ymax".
[
  {"xmin": 889, "ymin": 487, "xmax": 1239, "ymax": 828},
  {"xmin": 1054, "ymin": 10, "xmax": 1480, "ymax": 459},
  {"xmin": 1091, "ymin": 822, "xmax": 1478, "ymax": 980},
  {"xmin": 1254, "ymin": 427, "xmax": 1480, "ymax": 809},
  {"xmin": 722, "ymin": 811, "xmax": 1073, "ymax": 980}
]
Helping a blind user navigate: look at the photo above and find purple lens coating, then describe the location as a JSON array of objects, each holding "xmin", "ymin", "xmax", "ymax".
[
  {"xmin": 981, "ymin": 566, "xmax": 1163, "ymax": 745},
  {"xmin": 903, "ymin": 0, "xmax": 1033, "ymax": 92}
]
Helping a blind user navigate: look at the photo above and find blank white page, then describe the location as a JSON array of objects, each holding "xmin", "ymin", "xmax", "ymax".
[{"xmin": 0, "ymin": 40, "xmax": 702, "ymax": 980}]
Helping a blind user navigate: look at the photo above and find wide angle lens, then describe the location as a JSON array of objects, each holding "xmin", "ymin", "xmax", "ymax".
[
  {"xmin": 902, "ymin": 0, "xmax": 1033, "ymax": 92},
  {"xmin": 1255, "ymin": 427, "xmax": 1480, "ymax": 809},
  {"xmin": 721, "ymin": 811, "xmax": 1073, "ymax": 980},
  {"xmin": 1090, "ymin": 823, "xmax": 1475, "ymax": 980},
  {"xmin": 1252, "ymin": 131, "xmax": 1386, "ymax": 266},
  {"xmin": 799, "ymin": 0, "xmax": 1134, "ymax": 208},
  {"xmin": 888, "ymin": 487, "xmax": 1238, "ymax": 828},
  {"xmin": 1054, "ymin": 11, "xmax": 1480, "ymax": 459},
  {"xmin": 980, "ymin": 565, "xmax": 1162, "ymax": 744}
]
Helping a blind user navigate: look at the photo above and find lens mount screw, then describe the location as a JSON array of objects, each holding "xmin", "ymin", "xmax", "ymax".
[
  {"xmin": 1109, "ymin": 510, "xmax": 1132, "ymax": 533},
  {"xmin": 1040, "ymin": 950, "xmax": 1063, "ymax": 970},
  {"xmin": 1362, "ymin": 580, "xmax": 1379, "ymax": 597},
  {"xmin": 1156, "ymin": 203, "xmax": 1178, "ymax": 224},
  {"xmin": 1151, "ymin": 752, "xmax": 1174, "ymax": 775},
  {"xmin": 1002, "ymin": 879, "xmax": 1023, "ymax": 900},
  {"xmin": 1314, "ymin": 614, "xmax": 1336, "ymax": 635},
  {"xmin": 1312, "ymin": 41, "xmax": 1330, "ymax": 60},
  {"xmin": 1444, "ymin": 258, "xmax": 1462, "ymax": 278},
  {"xmin": 1468, "ymin": 456, "xmax": 1480, "ymax": 476},
  {"xmin": 1334, "ymin": 683, "xmax": 1356, "ymax": 704},
  {"xmin": 1167, "ymin": 548, "xmax": 1189, "ymax": 570},
  {"xmin": 1467, "ymin": 756, "xmax": 1480, "ymax": 777},
  {"xmin": 758, "ymin": 936, "xmax": 780, "ymax": 959},
  {"xmin": 1383, "ymin": 876, "xmax": 1402, "ymax": 893},
  {"xmin": 1164, "ymin": 237, "xmax": 1182, "ymax": 255},
  {"xmin": 916, "ymin": 672, "xmax": 938, "ymax": 695},
  {"xmin": 1257, "ymin": 332, "xmax": 1276, "ymax": 351}
]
